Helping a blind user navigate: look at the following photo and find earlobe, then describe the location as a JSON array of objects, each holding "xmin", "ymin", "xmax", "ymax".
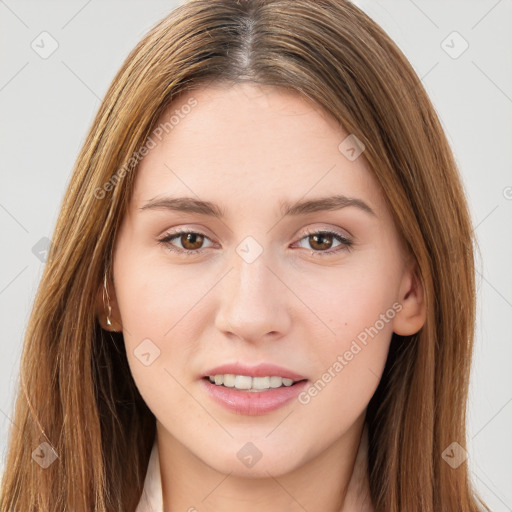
[
  {"xmin": 95, "ymin": 277, "xmax": 123, "ymax": 332},
  {"xmin": 392, "ymin": 263, "xmax": 427, "ymax": 336}
]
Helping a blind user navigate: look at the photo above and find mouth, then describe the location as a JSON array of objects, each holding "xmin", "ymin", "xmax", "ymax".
[
  {"xmin": 202, "ymin": 374, "xmax": 308, "ymax": 392},
  {"xmin": 200, "ymin": 363, "xmax": 309, "ymax": 414}
]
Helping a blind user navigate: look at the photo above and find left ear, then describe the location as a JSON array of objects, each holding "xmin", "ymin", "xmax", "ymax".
[{"xmin": 392, "ymin": 259, "xmax": 427, "ymax": 336}]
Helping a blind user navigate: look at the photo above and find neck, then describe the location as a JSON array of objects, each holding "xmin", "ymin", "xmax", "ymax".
[{"xmin": 156, "ymin": 414, "xmax": 372, "ymax": 512}]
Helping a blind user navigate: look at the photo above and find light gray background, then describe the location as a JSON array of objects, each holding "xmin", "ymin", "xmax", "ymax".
[{"xmin": 1, "ymin": 1, "xmax": 511, "ymax": 510}]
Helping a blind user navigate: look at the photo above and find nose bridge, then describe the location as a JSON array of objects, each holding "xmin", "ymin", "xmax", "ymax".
[
  {"xmin": 215, "ymin": 244, "xmax": 290, "ymax": 341},
  {"xmin": 231, "ymin": 251, "xmax": 271, "ymax": 303}
]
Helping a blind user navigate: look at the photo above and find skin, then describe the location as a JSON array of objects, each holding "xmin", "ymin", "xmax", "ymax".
[{"xmin": 97, "ymin": 81, "xmax": 426, "ymax": 511}]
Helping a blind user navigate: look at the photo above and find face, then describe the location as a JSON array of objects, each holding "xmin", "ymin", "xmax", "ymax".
[{"xmin": 104, "ymin": 81, "xmax": 425, "ymax": 478}]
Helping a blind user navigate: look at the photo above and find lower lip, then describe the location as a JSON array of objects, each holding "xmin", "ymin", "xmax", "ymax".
[{"xmin": 200, "ymin": 378, "xmax": 309, "ymax": 415}]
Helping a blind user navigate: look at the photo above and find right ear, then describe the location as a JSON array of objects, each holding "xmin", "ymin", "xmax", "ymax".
[{"xmin": 95, "ymin": 276, "xmax": 123, "ymax": 332}]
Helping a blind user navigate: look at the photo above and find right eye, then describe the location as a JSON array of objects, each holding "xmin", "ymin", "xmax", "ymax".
[{"xmin": 158, "ymin": 229, "xmax": 215, "ymax": 256}]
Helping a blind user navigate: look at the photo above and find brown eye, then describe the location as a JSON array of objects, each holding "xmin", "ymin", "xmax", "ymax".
[
  {"xmin": 307, "ymin": 233, "xmax": 334, "ymax": 251},
  {"xmin": 179, "ymin": 232, "xmax": 205, "ymax": 250},
  {"xmin": 158, "ymin": 230, "xmax": 214, "ymax": 256},
  {"xmin": 295, "ymin": 229, "xmax": 353, "ymax": 256}
]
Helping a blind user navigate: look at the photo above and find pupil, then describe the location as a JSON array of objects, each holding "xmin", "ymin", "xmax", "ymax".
[
  {"xmin": 183, "ymin": 233, "xmax": 203, "ymax": 249},
  {"xmin": 311, "ymin": 234, "xmax": 331, "ymax": 250}
]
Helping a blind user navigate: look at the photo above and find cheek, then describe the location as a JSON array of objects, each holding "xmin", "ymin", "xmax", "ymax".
[
  {"xmin": 291, "ymin": 281, "xmax": 395, "ymax": 464},
  {"xmin": 301, "ymin": 266, "xmax": 397, "ymax": 403},
  {"xmin": 295, "ymin": 293, "xmax": 394, "ymax": 441},
  {"xmin": 113, "ymin": 242, "xmax": 211, "ymax": 344},
  {"xmin": 112, "ymin": 249, "xmax": 200, "ymax": 400}
]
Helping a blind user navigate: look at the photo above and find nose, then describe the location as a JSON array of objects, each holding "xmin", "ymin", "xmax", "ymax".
[{"xmin": 214, "ymin": 250, "xmax": 292, "ymax": 344}]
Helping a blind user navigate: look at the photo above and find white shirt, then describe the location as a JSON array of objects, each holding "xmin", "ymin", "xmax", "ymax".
[{"xmin": 135, "ymin": 437, "xmax": 164, "ymax": 512}]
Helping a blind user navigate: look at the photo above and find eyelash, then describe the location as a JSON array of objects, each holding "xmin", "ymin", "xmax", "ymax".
[{"xmin": 157, "ymin": 228, "xmax": 353, "ymax": 258}]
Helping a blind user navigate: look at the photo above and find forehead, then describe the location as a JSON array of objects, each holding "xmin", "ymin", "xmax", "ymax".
[{"xmin": 130, "ymin": 82, "xmax": 386, "ymax": 219}]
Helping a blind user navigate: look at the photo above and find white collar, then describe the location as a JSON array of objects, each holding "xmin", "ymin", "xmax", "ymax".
[{"xmin": 135, "ymin": 436, "xmax": 163, "ymax": 512}]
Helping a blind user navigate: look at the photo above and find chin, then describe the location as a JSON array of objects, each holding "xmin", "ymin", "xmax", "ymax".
[{"xmin": 200, "ymin": 443, "xmax": 305, "ymax": 478}]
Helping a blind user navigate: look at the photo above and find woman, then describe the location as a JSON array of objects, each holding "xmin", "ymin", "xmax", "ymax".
[{"xmin": 0, "ymin": 0, "xmax": 490, "ymax": 511}]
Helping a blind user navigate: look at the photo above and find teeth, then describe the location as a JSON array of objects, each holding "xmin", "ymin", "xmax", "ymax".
[
  {"xmin": 269, "ymin": 376, "xmax": 283, "ymax": 388},
  {"xmin": 234, "ymin": 375, "xmax": 252, "ymax": 389},
  {"xmin": 208, "ymin": 374, "xmax": 296, "ymax": 391},
  {"xmin": 223, "ymin": 374, "xmax": 236, "ymax": 387},
  {"xmin": 253, "ymin": 376, "xmax": 270, "ymax": 389}
]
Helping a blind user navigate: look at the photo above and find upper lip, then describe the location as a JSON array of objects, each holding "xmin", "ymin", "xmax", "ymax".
[{"xmin": 202, "ymin": 363, "xmax": 307, "ymax": 381}]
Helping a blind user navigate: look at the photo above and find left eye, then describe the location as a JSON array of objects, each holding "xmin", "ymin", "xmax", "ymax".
[
  {"xmin": 294, "ymin": 229, "xmax": 353, "ymax": 254},
  {"xmin": 158, "ymin": 229, "xmax": 352, "ymax": 257}
]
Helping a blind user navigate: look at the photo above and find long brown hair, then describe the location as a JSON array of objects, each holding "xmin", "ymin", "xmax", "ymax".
[{"xmin": 0, "ymin": 1, "xmax": 490, "ymax": 510}]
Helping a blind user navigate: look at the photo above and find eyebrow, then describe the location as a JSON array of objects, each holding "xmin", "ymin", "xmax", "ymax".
[{"xmin": 139, "ymin": 194, "xmax": 376, "ymax": 218}]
